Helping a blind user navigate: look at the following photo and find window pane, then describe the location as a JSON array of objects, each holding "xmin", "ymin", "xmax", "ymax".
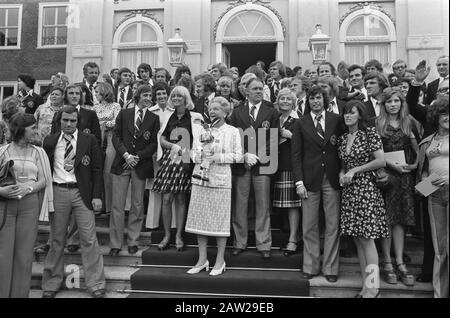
[
  {"xmin": 252, "ymin": 15, "xmax": 275, "ymax": 36},
  {"xmin": 2, "ymin": 86, "xmax": 14, "ymax": 100},
  {"xmin": 141, "ymin": 24, "xmax": 157, "ymax": 42},
  {"xmin": 0, "ymin": 9, "xmax": 5, "ymax": 27},
  {"xmin": 347, "ymin": 17, "xmax": 364, "ymax": 36},
  {"xmin": 56, "ymin": 26, "xmax": 67, "ymax": 44},
  {"xmin": 57, "ymin": 6, "xmax": 67, "ymax": 25},
  {"xmin": 0, "ymin": 30, "xmax": 5, "ymax": 46},
  {"xmin": 368, "ymin": 43, "xmax": 390, "ymax": 64},
  {"xmin": 368, "ymin": 16, "xmax": 388, "ymax": 36},
  {"xmin": 42, "ymin": 27, "xmax": 56, "ymax": 45},
  {"xmin": 345, "ymin": 44, "xmax": 365, "ymax": 65},
  {"xmin": 7, "ymin": 8, "xmax": 19, "ymax": 27},
  {"xmin": 7, "ymin": 28, "xmax": 17, "ymax": 46},
  {"xmin": 120, "ymin": 24, "xmax": 137, "ymax": 43},
  {"xmin": 44, "ymin": 7, "xmax": 56, "ymax": 26}
]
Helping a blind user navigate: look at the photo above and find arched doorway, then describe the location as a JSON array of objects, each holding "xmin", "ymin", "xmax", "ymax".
[{"xmin": 215, "ymin": 3, "xmax": 285, "ymax": 72}]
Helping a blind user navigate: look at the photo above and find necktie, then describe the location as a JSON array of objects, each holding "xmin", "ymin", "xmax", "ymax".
[
  {"xmin": 250, "ymin": 105, "xmax": 257, "ymax": 125},
  {"xmin": 315, "ymin": 114, "xmax": 324, "ymax": 139},
  {"xmin": 63, "ymin": 134, "xmax": 75, "ymax": 171},
  {"xmin": 203, "ymin": 98, "xmax": 210, "ymax": 122},
  {"xmin": 328, "ymin": 100, "xmax": 335, "ymax": 113},
  {"xmin": 274, "ymin": 81, "xmax": 280, "ymax": 96},
  {"xmin": 119, "ymin": 87, "xmax": 125, "ymax": 108},
  {"xmin": 89, "ymin": 84, "xmax": 94, "ymax": 94},
  {"xmin": 297, "ymin": 99, "xmax": 304, "ymax": 115},
  {"xmin": 134, "ymin": 109, "xmax": 143, "ymax": 139}
]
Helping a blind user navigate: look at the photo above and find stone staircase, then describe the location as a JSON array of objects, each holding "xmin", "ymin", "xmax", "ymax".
[{"xmin": 31, "ymin": 215, "xmax": 433, "ymax": 298}]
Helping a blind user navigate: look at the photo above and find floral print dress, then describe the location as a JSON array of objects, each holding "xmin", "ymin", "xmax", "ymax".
[{"xmin": 338, "ymin": 126, "xmax": 390, "ymax": 239}]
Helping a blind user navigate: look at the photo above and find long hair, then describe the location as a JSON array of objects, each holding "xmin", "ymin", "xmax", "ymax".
[
  {"xmin": 376, "ymin": 88, "xmax": 412, "ymax": 137},
  {"xmin": 166, "ymin": 86, "xmax": 194, "ymax": 111}
]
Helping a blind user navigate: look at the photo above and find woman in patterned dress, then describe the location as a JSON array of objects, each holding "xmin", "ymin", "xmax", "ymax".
[
  {"xmin": 185, "ymin": 97, "xmax": 242, "ymax": 276},
  {"xmin": 93, "ymin": 82, "xmax": 121, "ymax": 214},
  {"xmin": 272, "ymin": 88, "xmax": 301, "ymax": 256},
  {"xmin": 338, "ymin": 100, "xmax": 389, "ymax": 298},
  {"xmin": 34, "ymin": 87, "xmax": 64, "ymax": 142},
  {"xmin": 152, "ymin": 86, "xmax": 200, "ymax": 251},
  {"xmin": 376, "ymin": 88, "xmax": 419, "ymax": 286}
]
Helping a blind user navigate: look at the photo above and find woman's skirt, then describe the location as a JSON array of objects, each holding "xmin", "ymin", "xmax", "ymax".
[
  {"xmin": 273, "ymin": 170, "xmax": 301, "ymax": 208},
  {"xmin": 152, "ymin": 149, "xmax": 191, "ymax": 194},
  {"xmin": 185, "ymin": 184, "xmax": 231, "ymax": 237}
]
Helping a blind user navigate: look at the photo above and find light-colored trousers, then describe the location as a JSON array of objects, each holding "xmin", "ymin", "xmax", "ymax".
[
  {"xmin": 232, "ymin": 171, "xmax": 272, "ymax": 251},
  {"xmin": 428, "ymin": 185, "xmax": 449, "ymax": 298},
  {"xmin": 0, "ymin": 194, "xmax": 39, "ymax": 298},
  {"xmin": 41, "ymin": 187, "xmax": 105, "ymax": 293},
  {"xmin": 110, "ymin": 169, "xmax": 146, "ymax": 249},
  {"xmin": 301, "ymin": 174, "xmax": 340, "ymax": 276}
]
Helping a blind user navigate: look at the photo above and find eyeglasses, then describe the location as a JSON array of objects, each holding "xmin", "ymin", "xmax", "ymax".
[{"xmin": 393, "ymin": 65, "xmax": 406, "ymax": 70}]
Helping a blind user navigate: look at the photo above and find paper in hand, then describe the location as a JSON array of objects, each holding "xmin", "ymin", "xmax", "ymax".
[
  {"xmin": 415, "ymin": 173, "xmax": 440, "ymax": 197},
  {"xmin": 385, "ymin": 151, "xmax": 406, "ymax": 166}
]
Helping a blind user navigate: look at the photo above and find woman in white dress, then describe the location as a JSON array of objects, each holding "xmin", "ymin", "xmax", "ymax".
[{"xmin": 185, "ymin": 97, "xmax": 243, "ymax": 276}]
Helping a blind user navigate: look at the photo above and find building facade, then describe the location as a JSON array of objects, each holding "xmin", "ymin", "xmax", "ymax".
[{"xmin": 1, "ymin": 0, "xmax": 448, "ymax": 103}]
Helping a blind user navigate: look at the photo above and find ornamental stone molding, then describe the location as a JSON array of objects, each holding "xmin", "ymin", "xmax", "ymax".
[
  {"xmin": 339, "ymin": 2, "xmax": 396, "ymax": 27},
  {"xmin": 213, "ymin": 0, "xmax": 286, "ymax": 39},
  {"xmin": 115, "ymin": 10, "xmax": 164, "ymax": 32}
]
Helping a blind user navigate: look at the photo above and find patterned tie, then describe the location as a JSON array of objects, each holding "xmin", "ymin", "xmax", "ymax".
[
  {"xmin": 274, "ymin": 81, "xmax": 280, "ymax": 97},
  {"xmin": 297, "ymin": 99, "xmax": 304, "ymax": 116},
  {"xmin": 63, "ymin": 134, "xmax": 75, "ymax": 171},
  {"xmin": 134, "ymin": 109, "xmax": 143, "ymax": 139},
  {"xmin": 315, "ymin": 114, "xmax": 324, "ymax": 139},
  {"xmin": 119, "ymin": 87, "xmax": 125, "ymax": 108},
  {"xmin": 328, "ymin": 100, "xmax": 335, "ymax": 113},
  {"xmin": 203, "ymin": 98, "xmax": 210, "ymax": 122},
  {"xmin": 250, "ymin": 105, "xmax": 257, "ymax": 126}
]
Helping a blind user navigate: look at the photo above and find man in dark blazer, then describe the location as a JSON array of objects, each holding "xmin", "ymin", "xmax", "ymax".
[
  {"xmin": 291, "ymin": 85, "xmax": 345, "ymax": 283},
  {"xmin": 193, "ymin": 72, "xmax": 216, "ymax": 123},
  {"xmin": 41, "ymin": 106, "xmax": 106, "ymax": 298},
  {"xmin": 318, "ymin": 76, "xmax": 346, "ymax": 115},
  {"xmin": 425, "ymin": 56, "xmax": 449, "ymax": 105},
  {"xmin": 229, "ymin": 77, "xmax": 279, "ymax": 259},
  {"xmin": 109, "ymin": 85, "xmax": 159, "ymax": 256},
  {"xmin": 363, "ymin": 72, "xmax": 389, "ymax": 123},
  {"xmin": 17, "ymin": 74, "xmax": 44, "ymax": 114},
  {"xmin": 114, "ymin": 67, "xmax": 134, "ymax": 108}
]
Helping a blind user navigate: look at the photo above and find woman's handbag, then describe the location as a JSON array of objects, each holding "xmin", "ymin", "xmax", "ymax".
[
  {"xmin": 0, "ymin": 160, "xmax": 16, "ymax": 230},
  {"xmin": 374, "ymin": 167, "xmax": 393, "ymax": 190}
]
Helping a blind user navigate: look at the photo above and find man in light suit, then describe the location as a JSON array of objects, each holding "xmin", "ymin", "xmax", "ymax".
[
  {"xmin": 425, "ymin": 55, "xmax": 449, "ymax": 105},
  {"xmin": 229, "ymin": 77, "xmax": 279, "ymax": 259},
  {"xmin": 291, "ymin": 85, "xmax": 345, "ymax": 283},
  {"xmin": 41, "ymin": 106, "xmax": 105, "ymax": 298},
  {"xmin": 109, "ymin": 85, "xmax": 159, "ymax": 256}
]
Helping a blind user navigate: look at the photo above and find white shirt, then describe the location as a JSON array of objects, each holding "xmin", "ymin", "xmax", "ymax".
[
  {"xmin": 311, "ymin": 110, "xmax": 326, "ymax": 132},
  {"xmin": 370, "ymin": 96, "xmax": 381, "ymax": 117},
  {"xmin": 248, "ymin": 101, "xmax": 262, "ymax": 120},
  {"xmin": 53, "ymin": 129, "xmax": 78, "ymax": 184},
  {"xmin": 117, "ymin": 85, "xmax": 131, "ymax": 104},
  {"xmin": 439, "ymin": 75, "xmax": 449, "ymax": 85},
  {"xmin": 328, "ymin": 97, "xmax": 340, "ymax": 115}
]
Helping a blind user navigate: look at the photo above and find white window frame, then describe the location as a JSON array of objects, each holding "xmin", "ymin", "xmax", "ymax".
[
  {"xmin": 339, "ymin": 6, "xmax": 397, "ymax": 64},
  {"xmin": 0, "ymin": 4, "xmax": 23, "ymax": 50},
  {"xmin": 35, "ymin": 80, "xmax": 51, "ymax": 96},
  {"xmin": 0, "ymin": 81, "xmax": 18, "ymax": 104},
  {"xmin": 37, "ymin": 2, "xmax": 69, "ymax": 49}
]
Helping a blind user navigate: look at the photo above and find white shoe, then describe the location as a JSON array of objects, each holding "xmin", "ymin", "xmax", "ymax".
[
  {"xmin": 209, "ymin": 262, "xmax": 226, "ymax": 276},
  {"xmin": 187, "ymin": 261, "xmax": 209, "ymax": 274}
]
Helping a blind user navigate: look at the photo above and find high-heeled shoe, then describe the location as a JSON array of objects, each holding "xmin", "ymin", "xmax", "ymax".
[
  {"xmin": 187, "ymin": 261, "xmax": 209, "ymax": 274},
  {"xmin": 157, "ymin": 237, "xmax": 170, "ymax": 251},
  {"xmin": 396, "ymin": 263, "xmax": 415, "ymax": 286},
  {"xmin": 380, "ymin": 262, "xmax": 397, "ymax": 284},
  {"xmin": 209, "ymin": 262, "xmax": 226, "ymax": 276},
  {"xmin": 176, "ymin": 236, "xmax": 184, "ymax": 252}
]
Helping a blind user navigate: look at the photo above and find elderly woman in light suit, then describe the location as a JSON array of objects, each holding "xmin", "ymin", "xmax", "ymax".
[{"xmin": 185, "ymin": 97, "xmax": 243, "ymax": 276}]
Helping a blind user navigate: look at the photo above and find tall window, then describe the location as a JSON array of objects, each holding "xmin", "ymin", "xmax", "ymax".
[
  {"xmin": 38, "ymin": 3, "xmax": 68, "ymax": 48},
  {"xmin": 0, "ymin": 5, "xmax": 22, "ymax": 49},
  {"xmin": 340, "ymin": 7, "xmax": 396, "ymax": 66},
  {"xmin": 112, "ymin": 14, "xmax": 164, "ymax": 71},
  {"xmin": 0, "ymin": 82, "xmax": 17, "ymax": 104}
]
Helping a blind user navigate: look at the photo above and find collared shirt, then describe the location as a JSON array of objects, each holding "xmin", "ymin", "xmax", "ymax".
[
  {"xmin": 134, "ymin": 105, "xmax": 148, "ymax": 127},
  {"xmin": 248, "ymin": 101, "xmax": 262, "ymax": 120},
  {"xmin": 311, "ymin": 110, "xmax": 326, "ymax": 132},
  {"xmin": 149, "ymin": 104, "xmax": 175, "ymax": 130},
  {"xmin": 439, "ymin": 75, "xmax": 449, "ymax": 85},
  {"xmin": 53, "ymin": 129, "xmax": 78, "ymax": 184},
  {"xmin": 18, "ymin": 89, "xmax": 34, "ymax": 98},
  {"xmin": 328, "ymin": 97, "xmax": 340, "ymax": 114},
  {"xmin": 117, "ymin": 85, "xmax": 131, "ymax": 105},
  {"xmin": 295, "ymin": 97, "xmax": 306, "ymax": 114},
  {"xmin": 162, "ymin": 110, "xmax": 193, "ymax": 144},
  {"xmin": 84, "ymin": 79, "xmax": 98, "ymax": 104},
  {"xmin": 370, "ymin": 96, "xmax": 381, "ymax": 117}
]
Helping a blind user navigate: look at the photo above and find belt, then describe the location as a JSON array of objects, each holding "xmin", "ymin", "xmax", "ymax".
[{"xmin": 53, "ymin": 182, "xmax": 78, "ymax": 189}]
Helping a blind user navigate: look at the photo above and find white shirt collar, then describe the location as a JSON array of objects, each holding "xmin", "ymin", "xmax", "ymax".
[
  {"xmin": 135, "ymin": 105, "xmax": 147, "ymax": 116},
  {"xmin": 58, "ymin": 129, "xmax": 78, "ymax": 143}
]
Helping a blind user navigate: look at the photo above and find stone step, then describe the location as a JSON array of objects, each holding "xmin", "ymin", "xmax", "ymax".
[{"xmin": 29, "ymin": 289, "xmax": 129, "ymax": 298}]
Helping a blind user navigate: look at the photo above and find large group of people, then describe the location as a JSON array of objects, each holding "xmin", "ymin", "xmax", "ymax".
[{"xmin": 0, "ymin": 54, "xmax": 448, "ymax": 299}]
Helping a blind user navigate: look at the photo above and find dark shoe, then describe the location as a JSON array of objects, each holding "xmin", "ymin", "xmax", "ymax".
[
  {"xmin": 128, "ymin": 246, "xmax": 138, "ymax": 254},
  {"xmin": 231, "ymin": 248, "xmax": 244, "ymax": 256},
  {"xmin": 416, "ymin": 273, "xmax": 432, "ymax": 283},
  {"xmin": 380, "ymin": 262, "xmax": 397, "ymax": 284},
  {"xmin": 42, "ymin": 291, "xmax": 57, "ymax": 298},
  {"xmin": 302, "ymin": 273, "xmax": 318, "ymax": 280},
  {"xmin": 35, "ymin": 244, "xmax": 50, "ymax": 254},
  {"xmin": 109, "ymin": 248, "xmax": 121, "ymax": 256},
  {"xmin": 325, "ymin": 275, "xmax": 338, "ymax": 283},
  {"xmin": 91, "ymin": 288, "xmax": 106, "ymax": 298},
  {"xmin": 67, "ymin": 245, "xmax": 80, "ymax": 253},
  {"xmin": 396, "ymin": 263, "xmax": 415, "ymax": 286},
  {"xmin": 260, "ymin": 251, "xmax": 271, "ymax": 259}
]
